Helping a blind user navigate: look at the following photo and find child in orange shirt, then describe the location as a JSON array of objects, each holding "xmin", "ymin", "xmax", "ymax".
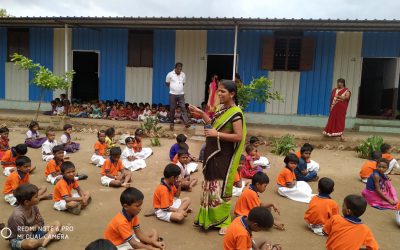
[
  {"xmin": 1, "ymin": 144, "xmax": 33, "ymax": 176},
  {"xmin": 104, "ymin": 187, "xmax": 165, "ymax": 249},
  {"xmin": 175, "ymin": 150, "xmax": 198, "ymax": 192},
  {"xmin": 153, "ymin": 164, "xmax": 191, "ymax": 223},
  {"xmin": 223, "ymin": 207, "xmax": 281, "ymax": 250},
  {"xmin": 304, "ymin": 177, "xmax": 339, "ymax": 235},
  {"xmin": 359, "ymin": 151, "xmax": 381, "ymax": 183},
  {"xmin": 53, "ymin": 161, "xmax": 91, "ymax": 215},
  {"xmin": 0, "ymin": 126, "xmax": 10, "ymax": 159},
  {"xmin": 131, "ymin": 128, "xmax": 153, "ymax": 160},
  {"xmin": 100, "ymin": 147, "xmax": 132, "ymax": 188},
  {"xmin": 232, "ymin": 155, "xmax": 250, "ymax": 197},
  {"xmin": 277, "ymin": 154, "xmax": 313, "ymax": 203},
  {"xmin": 323, "ymin": 195, "xmax": 379, "ymax": 250},
  {"xmin": 3, "ymin": 156, "xmax": 49, "ymax": 206},
  {"xmin": 91, "ymin": 130, "xmax": 107, "ymax": 167},
  {"xmin": 380, "ymin": 143, "xmax": 400, "ymax": 174},
  {"xmin": 45, "ymin": 145, "xmax": 65, "ymax": 184},
  {"xmin": 234, "ymin": 172, "xmax": 284, "ymax": 230}
]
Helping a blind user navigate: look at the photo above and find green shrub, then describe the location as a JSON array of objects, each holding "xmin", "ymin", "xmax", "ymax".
[
  {"xmin": 140, "ymin": 117, "xmax": 162, "ymax": 138},
  {"xmin": 271, "ymin": 134, "xmax": 296, "ymax": 156},
  {"xmin": 356, "ymin": 136, "xmax": 384, "ymax": 159}
]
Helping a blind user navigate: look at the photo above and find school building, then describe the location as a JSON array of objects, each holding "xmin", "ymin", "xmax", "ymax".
[{"xmin": 0, "ymin": 17, "xmax": 400, "ymax": 132}]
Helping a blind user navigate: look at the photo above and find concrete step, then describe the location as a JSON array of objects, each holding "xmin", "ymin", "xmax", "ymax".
[{"xmin": 358, "ymin": 125, "xmax": 400, "ymax": 134}]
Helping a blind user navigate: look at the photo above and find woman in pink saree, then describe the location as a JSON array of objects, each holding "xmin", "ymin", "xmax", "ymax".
[
  {"xmin": 323, "ymin": 78, "xmax": 351, "ymax": 139},
  {"xmin": 206, "ymin": 74, "xmax": 219, "ymax": 118}
]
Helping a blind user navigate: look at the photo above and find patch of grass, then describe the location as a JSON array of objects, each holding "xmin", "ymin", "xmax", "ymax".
[{"xmin": 271, "ymin": 134, "xmax": 296, "ymax": 156}]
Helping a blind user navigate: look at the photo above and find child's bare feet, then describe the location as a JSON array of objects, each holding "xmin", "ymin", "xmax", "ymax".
[
  {"xmin": 187, "ymin": 208, "xmax": 193, "ymax": 213},
  {"xmin": 274, "ymin": 222, "xmax": 285, "ymax": 231},
  {"xmin": 121, "ymin": 183, "xmax": 130, "ymax": 188}
]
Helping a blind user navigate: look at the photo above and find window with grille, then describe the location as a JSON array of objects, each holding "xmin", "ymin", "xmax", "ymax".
[
  {"xmin": 127, "ymin": 30, "xmax": 153, "ymax": 67},
  {"xmin": 7, "ymin": 28, "xmax": 29, "ymax": 61}
]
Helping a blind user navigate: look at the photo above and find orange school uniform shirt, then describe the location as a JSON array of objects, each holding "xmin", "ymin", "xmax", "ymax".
[
  {"xmin": 2, "ymin": 171, "xmax": 30, "ymax": 194},
  {"xmin": 101, "ymin": 158, "xmax": 123, "ymax": 176},
  {"xmin": 223, "ymin": 216, "xmax": 252, "ymax": 250},
  {"xmin": 276, "ymin": 167, "xmax": 296, "ymax": 187},
  {"xmin": 382, "ymin": 153, "xmax": 393, "ymax": 161},
  {"xmin": 53, "ymin": 178, "xmax": 79, "ymax": 202},
  {"xmin": 304, "ymin": 195, "xmax": 339, "ymax": 225},
  {"xmin": 1, "ymin": 149, "xmax": 17, "ymax": 168},
  {"xmin": 44, "ymin": 159, "xmax": 63, "ymax": 177},
  {"xmin": 323, "ymin": 214, "xmax": 379, "ymax": 250},
  {"xmin": 104, "ymin": 210, "xmax": 140, "ymax": 246},
  {"xmin": 359, "ymin": 160, "xmax": 377, "ymax": 179},
  {"xmin": 234, "ymin": 185, "xmax": 260, "ymax": 216},
  {"xmin": 94, "ymin": 141, "xmax": 107, "ymax": 156},
  {"xmin": 132, "ymin": 140, "xmax": 142, "ymax": 153},
  {"xmin": 153, "ymin": 179, "xmax": 177, "ymax": 209}
]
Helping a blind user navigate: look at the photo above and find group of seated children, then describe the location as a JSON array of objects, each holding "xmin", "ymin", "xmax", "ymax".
[{"xmin": 41, "ymin": 125, "xmax": 80, "ymax": 162}]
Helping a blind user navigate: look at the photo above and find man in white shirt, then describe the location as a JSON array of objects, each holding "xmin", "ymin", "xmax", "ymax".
[{"xmin": 166, "ymin": 62, "xmax": 190, "ymax": 130}]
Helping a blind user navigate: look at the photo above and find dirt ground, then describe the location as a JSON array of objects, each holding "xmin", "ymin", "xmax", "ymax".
[{"xmin": 0, "ymin": 126, "xmax": 399, "ymax": 250}]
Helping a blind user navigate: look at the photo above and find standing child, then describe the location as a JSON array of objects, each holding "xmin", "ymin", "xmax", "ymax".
[
  {"xmin": 2, "ymin": 144, "xmax": 33, "ymax": 176},
  {"xmin": 91, "ymin": 130, "xmax": 107, "ymax": 167},
  {"xmin": 361, "ymin": 158, "xmax": 399, "ymax": 210},
  {"xmin": 241, "ymin": 145, "xmax": 263, "ymax": 179},
  {"xmin": 104, "ymin": 187, "xmax": 166, "ymax": 250},
  {"xmin": 175, "ymin": 150, "xmax": 198, "ymax": 192},
  {"xmin": 304, "ymin": 177, "xmax": 339, "ymax": 235},
  {"xmin": 359, "ymin": 151, "xmax": 381, "ymax": 183},
  {"xmin": 295, "ymin": 143, "xmax": 319, "ymax": 182},
  {"xmin": 131, "ymin": 128, "xmax": 153, "ymax": 160},
  {"xmin": 380, "ymin": 143, "xmax": 400, "ymax": 174},
  {"xmin": 277, "ymin": 154, "xmax": 313, "ymax": 203},
  {"xmin": 3, "ymin": 156, "xmax": 50, "ymax": 206},
  {"xmin": 153, "ymin": 164, "xmax": 192, "ymax": 223},
  {"xmin": 169, "ymin": 134, "xmax": 187, "ymax": 161},
  {"xmin": 0, "ymin": 126, "xmax": 10, "ymax": 159},
  {"xmin": 224, "ymin": 207, "xmax": 282, "ymax": 250},
  {"xmin": 100, "ymin": 147, "xmax": 132, "ymax": 188},
  {"xmin": 121, "ymin": 137, "xmax": 147, "ymax": 172},
  {"xmin": 42, "ymin": 128, "xmax": 66, "ymax": 162},
  {"xmin": 53, "ymin": 161, "xmax": 91, "ymax": 215},
  {"xmin": 323, "ymin": 195, "xmax": 379, "ymax": 250},
  {"xmin": 60, "ymin": 124, "xmax": 80, "ymax": 153},
  {"xmin": 249, "ymin": 136, "xmax": 270, "ymax": 168},
  {"xmin": 105, "ymin": 127, "xmax": 116, "ymax": 156},
  {"xmin": 232, "ymin": 155, "xmax": 250, "ymax": 197},
  {"xmin": 25, "ymin": 121, "xmax": 47, "ymax": 148},
  {"xmin": 7, "ymin": 184, "xmax": 62, "ymax": 250}
]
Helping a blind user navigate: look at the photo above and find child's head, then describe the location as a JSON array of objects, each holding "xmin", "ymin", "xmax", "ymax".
[
  {"xmin": 178, "ymin": 149, "xmax": 190, "ymax": 165},
  {"xmin": 0, "ymin": 126, "xmax": 9, "ymax": 138},
  {"xmin": 63, "ymin": 124, "xmax": 73, "ymax": 134},
  {"xmin": 176, "ymin": 134, "xmax": 187, "ymax": 143},
  {"xmin": 14, "ymin": 144, "xmax": 28, "ymax": 156},
  {"xmin": 300, "ymin": 143, "xmax": 314, "ymax": 160},
  {"xmin": 97, "ymin": 130, "xmax": 106, "ymax": 142},
  {"xmin": 105, "ymin": 127, "xmax": 115, "ymax": 138},
  {"xmin": 52, "ymin": 145, "xmax": 65, "ymax": 160},
  {"xmin": 61, "ymin": 161, "xmax": 76, "ymax": 180},
  {"xmin": 318, "ymin": 177, "xmax": 335, "ymax": 195},
  {"xmin": 178, "ymin": 142, "xmax": 189, "ymax": 152},
  {"xmin": 110, "ymin": 147, "xmax": 122, "ymax": 161},
  {"xmin": 15, "ymin": 156, "xmax": 31, "ymax": 173},
  {"xmin": 46, "ymin": 127, "xmax": 56, "ymax": 141},
  {"xmin": 370, "ymin": 151, "xmax": 382, "ymax": 161},
  {"xmin": 120, "ymin": 187, "xmax": 144, "ymax": 217},
  {"xmin": 245, "ymin": 145, "xmax": 256, "ymax": 156},
  {"xmin": 249, "ymin": 136, "xmax": 260, "ymax": 146},
  {"xmin": 14, "ymin": 184, "xmax": 39, "ymax": 207},
  {"xmin": 376, "ymin": 158, "xmax": 390, "ymax": 174},
  {"xmin": 342, "ymin": 195, "xmax": 367, "ymax": 217},
  {"xmin": 252, "ymin": 172, "xmax": 269, "ymax": 193},
  {"xmin": 85, "ymin": 239, "xmax": 117, "ymax": 250},
  {"xmin": 28, "ymin": 121, "xmax": 39, "ymax": 131},
  {"xmin": 238, "ymin": 154, "xmax": 246, "ymax": 171},
  {"xmin": 176, "ymin": 106, "xmax": 182, "ymax": 112},
  {"xmin": 247, "ymin": 207, "xmax": 274, "ymax": 232},
  {"xmin": 380, "ymin": 143, "xmax": 392, "ymax": 154},
  {"xmin": 163, "ymin": 163, "xmax": 181, "ymax": 183},
  {"xmin": 284, "ymin": 154, "xmax": 299, "ymax": 170},
  {"xmin": 125, "ymin": 137, "xmax": 135, "ymax": 148},
  {"xmin": 134, "ymin": 128, "xmax": 144, "ymax": 140}
]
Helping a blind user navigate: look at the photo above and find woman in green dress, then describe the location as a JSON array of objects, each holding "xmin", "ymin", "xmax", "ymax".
[{"xmin": 189, "ymin": 80, "xmax": 246, "ymax": 235}]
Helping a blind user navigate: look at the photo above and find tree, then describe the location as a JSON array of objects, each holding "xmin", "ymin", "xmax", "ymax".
[
  {"xmin": 11, "ymin": 53, "xmax": 74, "ymax": 121},
  {"xmin": 0, "ymin": 9, "xmax": 10, "ymax": 17},
  {"xmin": 237, "ymin": 76, "xmax": 283, "ymax": 110}
]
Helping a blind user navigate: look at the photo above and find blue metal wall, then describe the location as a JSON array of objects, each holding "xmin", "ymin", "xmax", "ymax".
[
  {"xmin": 0, "ymin": 28, "xmax": 6, "ymax": 99},
  {"xmin": 72, "ymin": 28, "xmax": 128, "ymax": 101},
  {"xmin": 29, "ymin": 28, "xmax": 54, "ymax": 102},
  {"xmin": 207, "ymin": 30, "xmax": 234, "ymax": 54},
  {"xmin": 237, "ymin": 30, "xmax": 273, "ymax": 112},
  {"xmin": 152, "ymin": 30, "xmax": 176, "ymax": 104},
  {"xmin": 362, "ymin": 32, "xmax": 400, "ymax": 57}
]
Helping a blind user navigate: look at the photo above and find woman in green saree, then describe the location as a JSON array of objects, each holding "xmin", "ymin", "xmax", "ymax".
[{"xmin": 189, "ymin": 80, "xmax": 246, "ymax": 235}]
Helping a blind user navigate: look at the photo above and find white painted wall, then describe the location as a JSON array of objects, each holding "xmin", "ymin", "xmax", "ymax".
[
  {"xmin": 332, "ymin": 32, "xmax": 363, "ymax": 117},
  {"xmin": 5, "ymin": 62, "xmax": 29, "ymax": 101},
  {"xmin": 53, "ymin": 28, "xmax": 72, "ymax": 99},
  {"xmin": 125, "ymin": 67, "xmax": 153, "ymax": 103},
  {"xmin": 266, "ymin": 71, "xmax": 300, "ymax": 114},
  {"xmin": 175, "ymin": 30, "xmax": 207, "ymax": 106}
]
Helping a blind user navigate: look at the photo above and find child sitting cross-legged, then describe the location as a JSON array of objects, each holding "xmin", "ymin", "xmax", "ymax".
[
  {"xmin": 153, "ymin": 163, "xmax": 192, "ymax": 223},
  {"xmin": 60, "ymin": 124, "xmax": 80, "ymax": 153},
  {"xmin": 304, "ymin": 177, "xmax": 339, "ymax": 236},
  {"xmin": 104, "ymin": 187, "xmax": 166, "ymax": 250},
  {"xmin": 223, "ymin": 207, "xmax": 282, "ymax": 250},
  {"xmin": 359, "ymin": 151, "xmax": 381, "ymax": 183},
  {"xmin": 121, "ymin": 137, "xmax": 147, "ymax": 172},
  {"xmin": 323, "ymin": 195, "xmax": 379, "ymax": 250},
  {"xmin": 130, "ymin": 128, "xmax": 153, "ymax": 160},
  {"xmin": 53, "ymin": 161, "xmax": 91, "ymax": 215},
  {"xmin": 100, "ymin": 147, "xmax": 132, "ymax": 188},
  {"xmin": 241, "ymin": 145, "xmax": 263, "ymax": 179},
  {"xmin": 294, "ymin": 143, "xmax": 320, "ymax": 182},
  {"xmin": 232, "ymin": 155, "xmax": 251, "ymax": 197},
  {"xmin": 0, "ymin": 126, "xmax": 10, "ymax": 159},
  {"xmin": 169, "ymin": 134, "xmax": 187, "ymax": 161},
  {"xmin": 7, "ymin": 184, "xmax": 62, "ymax": 250},
  {"xmin": 91, "ymin": 130, "xmax": 107, "ymax": 167},
  {"xmin": 25, "ymin": 121, "xmax": 47, "ymax": 148},
  {"xmin": 42, "ymin": 128, "xmax": 67, "ymax": 162},
  {"xmin": 234, "ymin": 172, "xmax": 284, "ymax": 230},
  {"xmin": 3, "ymin": 156, "xmax": 50, "ymax": 206},
  {"xmin": 2, "ymin": 144, "xmax": 35, "ymax": 176},
  {"xmin": 171, "ymin": 142, "xmax": 198, "ymax": 174},
  {"xmin": 249, "ymin": 136, "xmax": 271, "ymax": 169},
  {"xmin": 380, "ymin": 143, "xmax": 400, "ymax": 174},
  {"xmin": 175, "ymin": 149, "xmax": 198, "ymax": 192}
]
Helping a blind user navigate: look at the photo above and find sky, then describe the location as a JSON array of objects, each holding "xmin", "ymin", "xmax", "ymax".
[{"xmin": 1, "ymin": 0, "xmax": 399, "ymax": 19}]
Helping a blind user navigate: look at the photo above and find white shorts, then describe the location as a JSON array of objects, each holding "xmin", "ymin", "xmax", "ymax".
[
  {"xmin": 91, "ymin": 154, "xmax": 106, "ymax": 167},
  {"xmin": 101, "ymin": 176, "xmax": 115, "ymax": 187},
  {"xmin": 46, "ymin": 174, "xmax": 63, "ymax": 185},
  {"xmin": 307, "ymin": 224, "xmax": 324, "ymax": 236},
  {"xmin": 360, "ymin": 178, "xmax": 368, "ymax": 184},
  {"xmin": 3, "ymin": 166, "xmax": 15, "ymax": 176},
  {"xmin": 396, "ymin": 210, "xmax": 400, "ymax": 226},
  {"xmin": 232, "ymin": 181, "xmax": 246, "ymax": 197},
  {"xmin": 116, "ymin": 236, "xmax": 140, "ymax": 250},
  {"xmin": 155, "ymin": 198, "xmax": 182, "ymax": 222},
  {"xmin": 53, "ymin": 193, "xmax": 80, "ymax": 211},
  {"xmin": 4, "ymin": 193, "xmax": 17, "ymax": 206}
]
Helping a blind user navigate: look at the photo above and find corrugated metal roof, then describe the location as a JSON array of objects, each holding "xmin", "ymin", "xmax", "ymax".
[{"xmin": 1, "ymin": 17, "xmax": 400, "ymax": 31}]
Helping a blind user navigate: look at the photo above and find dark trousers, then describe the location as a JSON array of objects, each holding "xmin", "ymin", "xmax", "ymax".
[{"xmin": 169, "ymin": 94, "xmax": 189, "ymax": 125}]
